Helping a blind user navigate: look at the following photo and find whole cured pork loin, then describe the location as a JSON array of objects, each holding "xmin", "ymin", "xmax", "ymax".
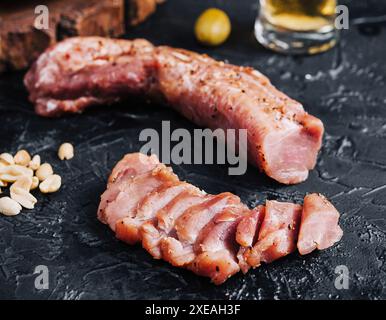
[
  {"xmin": 98, "ymin": 153, "xmax": 343, "ymax": 284},
  {"xmin": 24, "ymin": 37, "xmax": 324, "ymax": 184}
]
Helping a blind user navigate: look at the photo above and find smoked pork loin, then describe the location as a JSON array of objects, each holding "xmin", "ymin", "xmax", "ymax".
[
  {"xmin": 24, "ymin": 37, "xmax": 324, "ymax": 184},
  {"xmin": 98, "ymin": 153, "xmax": 343, "ymax": 285}
]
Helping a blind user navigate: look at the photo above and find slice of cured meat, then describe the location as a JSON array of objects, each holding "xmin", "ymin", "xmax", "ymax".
[
  {"xmin": 98, "ymin": 153, "xmax": 160, "ymax": 223},
  {"xmin": 99, "ymin": 153, "xmax": 343, "ymax": 284},
  {"xmin": 108, "ymin": 164, "xmax": 178, "ymax": 233},
  {"xmin": 190, "ymin": 206, "xmax": 249, "ymax": 284},
  {"xmin": 236, "ymin": 205, "xmax": 265, "ymax": 273},
  {"xmin": 245, "ymin": 201, "xmax": 302, "ymax": 268},
  {"xmin": 297, "ymin": 193, "xmax": 343, "ymax": 255}
]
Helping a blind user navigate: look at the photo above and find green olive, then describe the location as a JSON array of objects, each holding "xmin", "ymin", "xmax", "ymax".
[{"xmin": 194, "ymin": 8, "xmax": 231, "ymax": 46}]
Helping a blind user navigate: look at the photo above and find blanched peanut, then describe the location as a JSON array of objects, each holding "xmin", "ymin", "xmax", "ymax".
[
  {"xmin": 36, "ymin": 163, "xmax": 53, "ymax": 181},
  {"xmin": 31, "ymin": 176, "xmax": 39, "ymax": 190},
  {"xmin": 0, "ymin": 196, "xmax": 22, "ymax": 216},
  {"xmin": 14, "ymin": 150, "xmax": 31, "ymax": 166},
  {"xmin": 11, "ymin": 176, "xmax": 32, "ymax": 192},
  {"xmin": 39, "ymin": 174, "xmax": 61, "ymax": 193},
  {"xmin": 58, "ymin": 143, "xmax": 74, "ymax": 160},
  {"xmin": 29, "ymin": 155, "xmax": 41, "ymax": 171},
  {"xmin": 0, "ymin": 153, "xmax": 14, "ymax": 165},
  {"xmin": 0, "ymin": 165, "xmax": 33, "ymax": 182},
  {"xmin": 10, "ymin": 186, "xmax": 37, "ymax": 209}
]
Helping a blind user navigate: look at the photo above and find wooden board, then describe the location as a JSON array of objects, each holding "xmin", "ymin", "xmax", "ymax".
[{"xmin": 0, "ymin": 0, "xmax": 161, "ymax": 72}]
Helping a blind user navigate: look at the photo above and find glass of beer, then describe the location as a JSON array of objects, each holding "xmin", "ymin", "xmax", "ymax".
[{"xmin": 255, "ymin": 0, "xmax": 338, "ymax": 54}]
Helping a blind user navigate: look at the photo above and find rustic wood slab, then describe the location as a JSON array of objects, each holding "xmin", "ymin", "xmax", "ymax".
[{"xmin": 0, "ymin": 0, "xmax": 161, "ymax": 72}]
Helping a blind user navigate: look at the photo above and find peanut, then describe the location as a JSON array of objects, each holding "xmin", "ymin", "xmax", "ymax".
[
  {"xmin": 39, "ymin": 174, "xmax": 61, "ymax": 193},
  {"xmin": 14, "ymin": 150, "xmax": 31, "ymax": 166},
  {"xmin": 10, "ymin": 187, "xmax": 37, "ymax": 209},
  {"xmin": 29, "ymin": 155, "xmax": 41, "ymax": 171},
  {"xmin": 0, "ymin": 153, "xmax": 14, "ymax": 165},
  {"xmin": 11, "ymin": 176, "xmax": 32, "ymax": 192},
  {"xmin": 36, "ymin": 163, "xmax": 53, "ymax": 181},
  {"xmin": 0, "ymin": 196, "xmax": 22, "ymax": 216},
  {"xmin": 31, "ymin": 176, "xmax": 39, "ymax": 190},
  {"xmin": 58, "ymin": 143, "xmax": 74, "ymax": 160},
  {"xmin": 0, "ymin": 165, "xmax": 33, "ymax": 182}
]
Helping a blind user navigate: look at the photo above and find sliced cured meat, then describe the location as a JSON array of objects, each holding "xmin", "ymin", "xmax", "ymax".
[
  {"xmin": 175, "ymin": 193, "xmax": 240, "ymax": 245},
  {"xmin": 140, "ymin": 221, "xmax": 163, "ymax": 258},
  {"xmin": 237, "ymin": 248, "xmax": 250, "ymax": 275},
  {"xmin": 189, "ymin": 251, "xmax": 240, "ymax": 286},
  {"xmin": 98, "ymin": 153, "xmax": 159, "ymax": 222},
  {"xmin": 114, "ymin": 180, "xmax": 178, "ymax": 245},
  {"xmin": 245, "ymin": 201, "xmax": 302, "ymax": 268},
  {"xmin": 136, "ymin": 182, "xmax": 196, "ymax": 221},
  {"xmin": 98, "ymin": 170, "xmax": 136, "ymax": 224},
  {"xmin": 189, "ymin": 206, "xmax": 249, "ymax": 284},
  {"xmin": 297, "ymin": 193, "xmax": 343, "ymax": 255},
  {"xmin": 149, "ymin": 190, "xmax": 209, "ymax": 261},
  {"xmin": 138, "ymin": 182, "xmax": 201, "ymax": 258},
  {"xmin": 160, "ymin": 237, "xmax": 196, "ymax": 267},
  {"xmin": 194, "ymin": 206, "xmax": 248, "ymax": 254},
  {"xmin": 160, "ymin": 194, "xmax": 239, "ymax": 267},
  {"xmin": 236, "ymin": 206, "xmax": 265, "ymax": 273},
  {"xmin": 25, "ymin": 37, "xmax": 324, "ymax": 184},
  {"xmin": 236, "ymin": 205, "xmax": 265, "ymax": 247},
  {"xmin": 108, "ymin": 153, "xmax": 160, "ymax": 185},
  {"xmin": 99, "ymin": 153, "xmax": 343, "ymax": 284},
  {"xmin": 106, "ymin": 164, "xmax": 178, "ymax": 232},
  {"xmin": 156, "ymin": 190, "xmax": 207, "ymax": 235}
]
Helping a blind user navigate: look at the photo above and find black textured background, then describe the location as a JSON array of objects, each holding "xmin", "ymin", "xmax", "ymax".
[{"xmin": 1, "ymin": 0, "xmax": 386, "ymax": 300}]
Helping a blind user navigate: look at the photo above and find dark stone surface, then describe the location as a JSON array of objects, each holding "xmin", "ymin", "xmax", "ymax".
[{"xmin": 1, "ymin": 0, "xmax": 386, "ymax": 300}]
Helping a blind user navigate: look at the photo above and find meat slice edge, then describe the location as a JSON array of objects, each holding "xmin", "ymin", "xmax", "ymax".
[
  {"xmin": 236, "ymin": 205, "xmax": 265, "ymax": 273},
  {"xmin": 189, "ymin": 206, "xmax": 249, "ymax": 284},
  {"xmin": 245, "ymin": 201, "xmax": 302, "ymax": 268},
  {"xmin": 106, "ymin": 164, "xmax": 178, "ymax": 232},
  {"xmin": 98, "ymin": 153, "xmax": 160, "ymax": 223},
  {"xmin": 297, "ymin": 193, "xmax": 343, "ymax": 255},
  {"xmin": 139, "ymin": 183, "xmax": 202, "ymax": 258}
]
